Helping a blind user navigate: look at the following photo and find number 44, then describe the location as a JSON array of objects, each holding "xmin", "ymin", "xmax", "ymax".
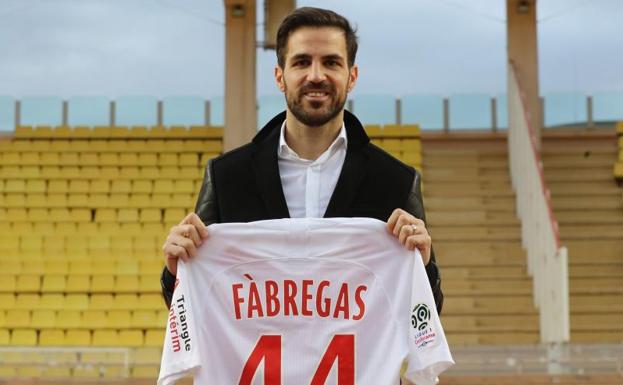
[{"xmin": 239, "ymin": 334, "xmax": 355, "ymax": 385}]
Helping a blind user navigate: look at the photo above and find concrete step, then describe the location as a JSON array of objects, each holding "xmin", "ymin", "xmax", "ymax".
[
  {"xmin": 442, "ymin": 266, "xmax": 528, "ymax": 280},
  {"xmin": 424, "ymin": 197, "xmax": 516, "ymax": 212},
  {"xmin": 428, "ymin": 211, "xmax": 519, "ymax": 226},
  {"xmin": 443, "ymin": 295, "xmax": 536, "ymax": 315}
]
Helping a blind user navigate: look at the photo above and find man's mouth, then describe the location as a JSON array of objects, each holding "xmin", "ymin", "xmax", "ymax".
[{"xmin": 303, "ymin": 91, "xmax": 330, "ymax": 101}]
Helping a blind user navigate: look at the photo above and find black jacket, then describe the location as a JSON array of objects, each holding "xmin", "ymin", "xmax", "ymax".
[{"xmin": 161, "ymin": 110, "xmax": 443, "ymax": 312}]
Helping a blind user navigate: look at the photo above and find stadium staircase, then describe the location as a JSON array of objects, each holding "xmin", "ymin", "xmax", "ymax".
[
  {"xmin": 540, "ymin": 128, "xmax": 623, "ymax": 343},
  {"xmin": 420, "ymin": 132, "xmax": 540, "ymax": 345}
]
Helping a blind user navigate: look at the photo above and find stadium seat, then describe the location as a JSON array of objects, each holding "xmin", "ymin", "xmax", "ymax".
[
  {"xmin": 92, "ymin": 330, "xmax": 119, "ymax": 347},
  {"xmin": 10, "ymin": 329, "xmax": 37, "ymax": 345},
  {"xmin": 57, "ymin": 310, "xmax": 82, "ymax": 328}
]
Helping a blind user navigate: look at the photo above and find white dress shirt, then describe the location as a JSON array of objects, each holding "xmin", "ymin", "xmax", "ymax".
[{"xmin": 277, "ymin": 121, "xmax": 348, "ymax": 218}]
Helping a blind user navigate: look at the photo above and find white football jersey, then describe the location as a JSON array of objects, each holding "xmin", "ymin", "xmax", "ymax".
[{"xmin": 158, "ymin": 217, "xmax": 453, "ymax": 385}]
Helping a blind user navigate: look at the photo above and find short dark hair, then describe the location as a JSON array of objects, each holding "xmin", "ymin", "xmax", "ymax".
[{"xmin": 276, "ymin": 7, "xmax": 358, "ymax": 69}]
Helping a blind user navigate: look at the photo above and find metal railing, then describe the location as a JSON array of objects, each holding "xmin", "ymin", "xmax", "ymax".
[{"xmin": 507, "ymin": 61, "xmax": 569, "ymax": 345}]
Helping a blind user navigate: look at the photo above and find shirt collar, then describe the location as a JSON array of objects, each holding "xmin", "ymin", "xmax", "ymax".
[{"xmin": 278, "ymin": 120, "xmax": 348, "ymax": 160}]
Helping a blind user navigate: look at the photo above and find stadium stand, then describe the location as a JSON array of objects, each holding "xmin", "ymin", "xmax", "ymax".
[
  {"xmin": 0, "ymin": 123, "xmax": 423, "ymax": 380},
  {"xmin": 541, "ymin": 128, "xmax": 623, "ymax": 343},
  {"xmin": 0, "ymin": 125, "xmax": 222, "ymax": 378},
  {"xmin": 420, "ymin": 133, "xmax": 539, "ymax": 345},
  {"xmin": 615, "ymin": 122, "xmax": 623, "ymax": 179}
]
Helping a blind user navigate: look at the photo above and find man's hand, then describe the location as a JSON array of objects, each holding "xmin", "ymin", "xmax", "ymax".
[
  {"xmin": 162, "ymin": 213, "xmax": 209, "ymax": 276},
  {"xmin": 386, "ymin": 208, "xmax": 432, "ymax": 266}
]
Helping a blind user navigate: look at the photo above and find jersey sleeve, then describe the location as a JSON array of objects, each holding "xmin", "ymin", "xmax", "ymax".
[
  {"xmin": 403, "ymin": 249, "xmax": 454, "ymax": 385},
  {"xmin": 157, "ymin": 261, "xmax": 202, "ymax": 385}
]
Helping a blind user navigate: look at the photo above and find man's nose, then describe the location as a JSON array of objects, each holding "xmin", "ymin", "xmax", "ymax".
[{"xmin": 307, "ymin": 62, "xmax": 327, "ymax": 82}]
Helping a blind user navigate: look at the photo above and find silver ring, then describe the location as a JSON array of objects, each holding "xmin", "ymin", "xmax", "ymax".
[{"xmin": 410, "ymin": 224, "xmax": 417, "ymax": 232}]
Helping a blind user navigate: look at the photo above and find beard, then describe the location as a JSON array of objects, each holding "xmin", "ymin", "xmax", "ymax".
[{"xmin": 284, "ymin": 81, "xmax": 347, "ymax": 127}]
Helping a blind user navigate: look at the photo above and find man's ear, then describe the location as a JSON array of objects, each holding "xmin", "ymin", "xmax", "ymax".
[
  {"xmin": 275, "ymin": 65, "xmax": 286, "ymax": 92},
  {"xmin": 347, "ymin": 64, "xmax": 358, "ymax": 93}
]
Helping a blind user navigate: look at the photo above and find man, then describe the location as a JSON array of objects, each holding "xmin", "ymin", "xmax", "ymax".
[{"xmin": 160, "ymin": 7, "xmax": 442, "ymax": 313}]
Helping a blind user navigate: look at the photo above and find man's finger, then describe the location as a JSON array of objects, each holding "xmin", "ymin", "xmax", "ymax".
[
  {"xmin": 180, "ymin": 224, "xmax": 202, "ymax": 247},
  {"xmin": 185, "ymin": 213, "xmax": 209, "ymax": 239},
  {"xmin": 171, "ymin": 235, "xmax": 198, "ymax": 259}
]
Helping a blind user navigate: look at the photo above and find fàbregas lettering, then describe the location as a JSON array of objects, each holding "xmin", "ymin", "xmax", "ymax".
[{"xmin": 231, "ymin": 279, "xmax": 367, "ymax": 320}]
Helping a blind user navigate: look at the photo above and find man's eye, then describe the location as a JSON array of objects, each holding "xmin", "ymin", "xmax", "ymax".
[{"xmin": 293, "ymin": 60, "xmax": 309, "ymax": 66}]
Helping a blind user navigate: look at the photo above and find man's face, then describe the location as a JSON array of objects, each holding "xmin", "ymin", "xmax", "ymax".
[{"xmin": 275, "ymin": 26, "xmax": 358, "ymax": 127}]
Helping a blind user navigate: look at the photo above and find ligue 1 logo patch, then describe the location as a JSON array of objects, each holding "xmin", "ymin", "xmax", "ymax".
[
  {"xmin": 411, "ymin": 303, "xmax": 430, "ymax": 330},
  {"xmin": 411, "ymin": 303, "xmax": 436, "ymax": 348}
]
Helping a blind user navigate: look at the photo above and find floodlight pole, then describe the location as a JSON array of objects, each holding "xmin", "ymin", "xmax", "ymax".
[
  {"xmin": 507, "ymin": 0, "xmax": 541, "ymax": 149},
  {"xmin": 224, "ymin": 0, "xmax": 257, "ymax": 151}
]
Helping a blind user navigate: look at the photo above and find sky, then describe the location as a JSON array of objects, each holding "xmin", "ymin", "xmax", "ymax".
[{"xmin": 0, "ymin": 0, "xmax": 621, "ymax": 99}]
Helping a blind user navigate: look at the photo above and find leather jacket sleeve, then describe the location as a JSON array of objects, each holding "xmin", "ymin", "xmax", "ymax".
[
  {"xmin": 161, "ymin": 160, "xmax": 218, "ymax": 308},
  {"xmin": 405, "ymin": 170, "xmax": 444, "ymax": 315}
]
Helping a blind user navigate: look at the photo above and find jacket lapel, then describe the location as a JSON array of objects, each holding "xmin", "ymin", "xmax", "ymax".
[
  {"xmin": 251, "ymin": 112, "xmax": 291, "ymax": 219},
  {"xmin": 324, "ymin": 110, "xmax": 370, "ymax": 217}
]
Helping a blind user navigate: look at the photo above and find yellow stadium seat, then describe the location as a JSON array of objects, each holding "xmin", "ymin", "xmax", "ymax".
[
  {"xmin": 91, "ymin": 276, "xmax": 115, "ymax": 293},
  {"xmin": 132, "ymin": 180, "xmax": 153, "ymax": 194},
  {"xmin": 101, "ymin": 166, "xmax": 119, "ymax": 178},
  {"xmin": 137, "ymin": 153, "xmax": 157, "ymax": 165},
  {"xmin": 114, "ymin": 294, "xmax": 139, "ymax": 309},
  {"xmin": 116, "ymin": 261, "xmax": 139, "ymax": 275},
  {"xmin": 100, "ymin": 153, "xmax": 119, "ymax": 166},
  {"xmin": 65, "ymin": 275, "xmax": 90, "ymax": 292},
  {"xmin": 46, "ymin": 193, "xmax": 67, "ymax": 207},
  {"xmin": 15, "ymin": 293, "xmax": 41, "ymax": 309},
  {"xmin": 55, "ymin": 222, "xmax": 77, "ymax": 235},
  {"xmin": 21, "ymin": 260, "xmax": 44, "ymax": 274},
  {"xmin": 2, "ymin": 153, "xmax": 21, "ymax": 165},
  {"xmin": 614, "ymin": 163, "xmax": 623, "ymax": 179},
  {"xmin": 0, "ymin": 275, "xmax": 16, "ymax": 293},
  {"xmin": 139, "ymin": 275, "xmax": 160, "ymax": 293},
  {"xmin": 116, "ymin": 276, "xmax": 139, "ymax": 293},
  {"xmin": 16, "ymin": 275, "xmax": 41, "ymax": 292},
  {"xmin": 133, "ymin": 347, "xmax": 161, "ymax": 364},
  {"xmin": 140, "ymin": 261, "xmax": 163, "ymax": 276},
  {"xmin": 154, "ymin": 180, "xmax": 174, "ymax": 194},
  {"xmin": 111, "ymin": 236, "xmax": 133, "ymax": 254},
  {"xmin": 108, "ymin": 310, "xmax": 131, "ymax": 328},
  {"xmin": 91, "ymin": 294, "xmax": 114, "ymax": 310},
  {"xmin": 174, "ymin": 180, "xmax": 195, "ymax": 194},
  {"xmin": 0, "ymin": 330, "xmax": 10, "ymax": 345},
  {"xmin": 26, "ymin": 193, "xmax": 47, "ymax": 208},
  {"xmin": 119, "ymin": 153, "xmax": 138, "ymax": 165},
  {"xmin": 164, "ymin": 208, "xmax": 185, "ymax": 223},
  {"xmin": 65, "ymin": 294, "xmax": 89, "ymax": 310},
  {"xmin": 92, "ymin": 330, "xmax": 119, "ymax": 347},
  {"xmin": 10, "ymin": 329, "xmax": 37, "ymax": 346},
  {"xmin": 92, "ymin": 260, "xmax": 116, "ymax": 275},
  {"xmin": 120, "ymin": 330, "xmax": 144, "ymax": 347},
  {"xmin": 82, "ymin": 310, "xmax": 108, "ymax": 328},
  {"xmin": 110, "ymin": 126, "xmax": 130, "ymax": 138},
  {"xmin": 6, "ymin": 310, "xmax": 30, "ymax": 328},
  {"xmin": 178, "ymin": 153, "xmax": 198, "ymax": 166},
  {"xmin": 0, "ymin": 294, "xmax": 16, "ymax": 309},
  {"xmin": 31, "ymin": 310, "xmax": 57, "ymax": 328},
  {"xmin": 39, "ymin": 330, "xmax": 65, "ymax": 346},
  {"xmin": 27, "ymin": 208, "xmax": 48, "ymax": 222},
  {"xmin": 42, "ymin": 275, "xmax": 66, "ymax": 292},
  {"xmin": 145, "ymin": 329, "xmax": 164, "ymax": 348},
  {"xmin": 49, "ymin": 207, "xmax": 71, "ymax": 222},
  {"xmin": 96, "ymin": 208, "xmax": 117, "ymax": 222},
  {"xmin": 7, "ymin": 207, "xmax": 28, "ymax": 221},
  {"xmin": 616, "ymin": 121, "xmax": 623, "ymax": 134},
  {"xmin": 71, "ymin": 208, "xmax": 91, "ymax": 222},
  {"xmin": 138, "ymin": 208, "xmax": 160, "ymax": 223},
  {"xmin": 40, "ymin": 294, "xmax": 65, "ymax": 310},
  {"xmin": 90, "ymin": 180, "xmax": 110, "ymax": 194},
  {"xmin": 17, "ymin": 365, "xmax": 43, "ymax": 377},
  {"xmin": 67, "ymin": 193, "xmax": 89, "ymax": 207},
  {"xmin": 65, "ymin": 329, "xmax": 91, "ymax": 345},
  {"xmin": 159, "ymin": 153, "xmax": 178, "ymax": 166},
  {"xmin": 132, "ymin": 310, "xmax": 159, "ymax": 329},
  {"xmin": 121, "ymin": 222, "xmax": 143, "ymax": 236},
  {"xmin": 79, "ymin": 152, "xmax": 98, "ymax": 166},
  {"xmin": 118, "ymin": 208, "xmax": 139, "ymax": 223},
  {"xmin": 56, "ymin": 310, "xmax": 82, "ymax": 328},
  {"xmin": 111, "ymin": 180, "xmax": 132, "ymax": 194},
  {"xmin": 40, "ymin": 152, "xmax": 60, "ymax": 165},
  {"xmin": 0, "ymin": 366, "xmax": 16, "ymax": 377},
  {"xmin": 69, "ymin": 261, "xmax": 92, "ymax": 274},
  {"xmin": 26, "ymin": 179, "xmax": 46, "ymax": 193},
  {"xmin": 88, "ymin": 193, "xmax": 110, "ymax": 208},
  {"xmin": 89, "ymin": 236, "xmax": 111, "ymax": 255}
]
